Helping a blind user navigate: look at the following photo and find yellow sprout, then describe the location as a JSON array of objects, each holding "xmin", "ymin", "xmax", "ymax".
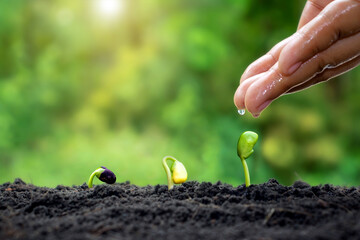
[
  {"xmin": 162, "ymin": 156, "xmax": 188, "ymax": 190},
  {"xmin": 172, "ymin": 161, "xmax": 188, "ymax": 184}
]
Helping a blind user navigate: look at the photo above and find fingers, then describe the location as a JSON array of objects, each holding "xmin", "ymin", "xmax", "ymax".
[
  {"xmin": 286, "ymin": 54, "xmax": 360, "ymax": 93},
  {"xmin": 236, "ymin": 31, "xmax": 360, "ymax": 117},
  {"xmin": 234, "ymin": 72, "xmax": 269, "ymax": 110},
  {"xmin": 235, "ymin": 36, "xmax": 294, "ymax": 110},
  {"xmin": 240, "ymin": 36, "xmax": 293, "ymax": 83},
  {"xmin": 278, "ymin": 0, "xmax": 360, "ymax": 76},
  {"xmin": 297, "ymin": 0, "xmax": 334, "ymax": 30}
]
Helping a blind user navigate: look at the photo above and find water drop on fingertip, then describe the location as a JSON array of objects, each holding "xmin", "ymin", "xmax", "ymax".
[{"xmin": 238, "ymin": 109, "xmax": 245, "ymax": 115}]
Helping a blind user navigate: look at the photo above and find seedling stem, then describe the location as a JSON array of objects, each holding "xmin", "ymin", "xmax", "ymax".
[
  {"xmin": 237, "ymin": 131, "xmax": 258, "ymax": 187},
  {"xmin": 162, "ymin": 156, "xmax": 187, "ymax": 190},
  {"xmin": 88, "ymin": 168, "xmax": 105, "ymax": 188},
  {"xmin": 241, "ymin": 156, "xmax": 251, "ymax": 187}
]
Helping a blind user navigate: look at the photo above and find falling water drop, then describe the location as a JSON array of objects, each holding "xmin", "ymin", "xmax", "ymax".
[{"xmin": 238, "ymin": 109, "xmax": 245, "ymax": 115}]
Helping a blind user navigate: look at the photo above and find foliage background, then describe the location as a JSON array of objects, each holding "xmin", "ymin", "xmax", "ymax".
[{"xmin": 1, "ymin": 0, "xmax": 360, "ymax": 187}]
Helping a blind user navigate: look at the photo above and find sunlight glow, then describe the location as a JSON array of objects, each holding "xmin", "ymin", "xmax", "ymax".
[{"xmin": 94, "ymin": 0, "xmax": 124, "ymax": 19}]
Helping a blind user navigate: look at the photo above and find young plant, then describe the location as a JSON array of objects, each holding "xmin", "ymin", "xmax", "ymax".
[
  {"xmin": 162, "ymin": 156, "xmax": 188, "ymax": 190},
  {"xmin": 237, "ymin": 131, "xmax": 258, "ymax": 187},
  {"xmin": 88, "ymin": 166, "xmax": 116, "ymax": 188}
]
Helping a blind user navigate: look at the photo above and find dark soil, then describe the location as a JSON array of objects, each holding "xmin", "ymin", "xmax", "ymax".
[{"xmin": 1, "ymin": 179, "xmax": 360, "ymax": 240}]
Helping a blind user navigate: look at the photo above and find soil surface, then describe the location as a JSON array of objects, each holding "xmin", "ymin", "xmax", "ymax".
[{"xmin": 1, "ymin": 178, "xmax": 360, "ymax": 240}]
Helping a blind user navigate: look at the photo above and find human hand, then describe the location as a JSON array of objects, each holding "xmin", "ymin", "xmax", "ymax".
[{"xmin": 234, "ymin": 0, "xmax": 360, "ymax": 117}]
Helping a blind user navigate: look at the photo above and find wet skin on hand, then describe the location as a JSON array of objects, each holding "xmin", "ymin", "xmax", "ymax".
[{"xmin": 234, "ymin": 0, "xmax": 360, "ymax": 117}]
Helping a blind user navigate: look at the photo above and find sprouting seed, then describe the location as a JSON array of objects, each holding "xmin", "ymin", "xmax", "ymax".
[
  {"xmin": 237, "ymin": 131, "xmax": 258, "ymax": 187},
  {"xmin": 88, "ymin": 166, "xmax": 116, "ymax": 188},
  {"xmin": 162, "ymin": 156, "xmax": 187, "ymax": 190}
]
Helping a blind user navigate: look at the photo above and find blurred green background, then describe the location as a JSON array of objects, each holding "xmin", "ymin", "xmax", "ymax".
[{"xmin": 1, "ymin": 0, "xmax": 360, "ymax": 187}]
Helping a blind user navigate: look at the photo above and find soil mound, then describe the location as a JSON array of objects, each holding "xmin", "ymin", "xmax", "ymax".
[{"xmin": 1, "ymin": 179, "xmax": 359, "ymax": 240}]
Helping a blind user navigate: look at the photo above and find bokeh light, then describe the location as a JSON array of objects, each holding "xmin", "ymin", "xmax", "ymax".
[{"xmin": 93, "ymin": 0, "xmax": 124, "ymax": 20}]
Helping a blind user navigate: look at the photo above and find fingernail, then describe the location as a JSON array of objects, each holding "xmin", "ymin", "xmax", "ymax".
[
  {"xmin": 257, "ymin": 100, "xmax": 272, "ymax": 113},
  {"xmin": 286, "ymin": 62, "xmax": 302, "ymax": 75}
]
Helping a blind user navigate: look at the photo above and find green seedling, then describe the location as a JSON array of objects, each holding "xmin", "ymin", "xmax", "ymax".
[
  {"xmin": 88, "ymin": 166, "xmax": 116, "ymax": 188},
  {"xmin": 162, "ymin": 156, "xmax": 188, "ymax": 190},
  {"xmin": 237, "ymin": 131, "xmax": 258, "ymax": 187}
]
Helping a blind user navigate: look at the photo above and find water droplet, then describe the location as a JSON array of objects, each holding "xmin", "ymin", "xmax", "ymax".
[{"xmin": 238, "ymin": 109, "xmax": 245, "ymax": 115}]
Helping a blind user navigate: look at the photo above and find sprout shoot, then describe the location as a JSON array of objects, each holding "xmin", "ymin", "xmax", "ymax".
[
  {"xmin": 237, "ymin": 131, "xmax": 258, "ymax": 187},
  {"xmin": 162, "ymin": 156, "xmax": 187, "ymax": 190},
  {"xmin": 88, "ymin": 166, "xmax": 116, "ymax": 188}
]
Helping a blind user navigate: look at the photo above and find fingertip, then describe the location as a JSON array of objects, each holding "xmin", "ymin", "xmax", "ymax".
[
  {"xmin": 279, "ymin": 54, "xmax": 301, "ymax": 76},
  {"xmin": 278, "ymin": 34, "xmax": 303, "ymax": 76},
  {"xmin": 246, "ymin": 97, "xmax": 272, "ymax": 118},
  {"xmin": 257, "ymin": 100, "xmax": 272, "ymax": 114},
  {"xmin": 243, "ymin": 83, "xmax": 262, "ymax": 117},
  {"xmin": 278, "ymin": 53, "xmax": 291, "ymax": 76},
  {"xmin": 243, "ymin": 73, "xmax": 275, "ymax": 116},
  {"xmin": 235, "ymin": 72, "xmax": 269, "ymax": 112},
  {"xmin": 234, "ymin": 85, "xmax": 245, "ymax": 110}
]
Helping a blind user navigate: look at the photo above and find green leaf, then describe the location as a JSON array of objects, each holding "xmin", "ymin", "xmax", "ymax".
[{"xmin": 237, "ymin": 131, "xmax": 258, "ymax": 159}]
